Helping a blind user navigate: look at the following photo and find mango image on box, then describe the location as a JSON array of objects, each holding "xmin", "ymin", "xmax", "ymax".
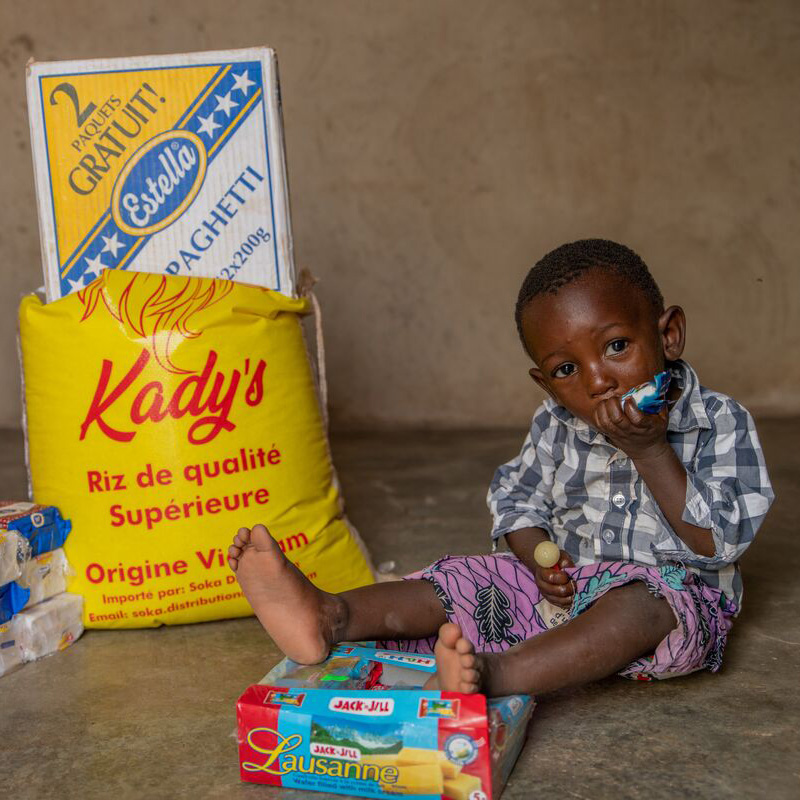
[{"xmin": 20, "ymin": 270, "xmax": 374, "ymax": 628}]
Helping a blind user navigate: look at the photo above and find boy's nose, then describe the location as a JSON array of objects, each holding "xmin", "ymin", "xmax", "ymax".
[{"xmin": 586, "ymin": 364, "xmax": 616, "ymax": 398}]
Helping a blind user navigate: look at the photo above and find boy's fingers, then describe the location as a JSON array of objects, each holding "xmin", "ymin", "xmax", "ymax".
[
  {"xmin": 596, "ymin": 399, "xmax": 618, "ymax": 427},
  {"xmin": 598, "ymin": 398, "xmax": 631, "ymax": 432},
  {"xmin": 534, "ymin": 572, "xmax": 554, "ymax": 591},
  {"xmin": 611, "ymin": 402, "xmax": 636, "ymax": 431},
  {"xmin": 546, "ymin": 569, "xmax": 569, "ymax": 585},
  {"xmin": 622, "ymin": 397, "xmax": 645, "ymax": 425},
  {"xmin": 535, "ymin": 572, "xmax": 567, "ymax": 595},
  {"xmin": 544, "ymin": 581, "xmax": 573, "ymax": 597},
  {"xmin": 534, "ymin": 571, "xmax": 549, "ymax": 590},
  {"xmin": 545, "ymin": 581, "xmax": 575, "ymax": 605},
  {"xmin": 606, "ymin": 398, "xmax": 627, "ymax": 425},
  {"xmin": 594, "ymin": 401, "xmax": 612, "ymax": 432}
]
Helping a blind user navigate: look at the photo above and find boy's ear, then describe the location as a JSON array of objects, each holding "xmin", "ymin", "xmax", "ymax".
[
  {"xmin": 658, "ymin": 305, "xmax": 686, "ymax": 362},
  {"xmin": 529, "ymin": 367, "xmax": 557, "ymax": 400}
]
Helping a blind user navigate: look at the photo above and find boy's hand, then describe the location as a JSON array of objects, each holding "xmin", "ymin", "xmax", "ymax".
[
  {"xmin": 533, "ymin": 550, "xmax": 575, "ymax": 608},
  {"xmin": 593, "ymin": 396, "xmax": 670, "ymax": 461}
]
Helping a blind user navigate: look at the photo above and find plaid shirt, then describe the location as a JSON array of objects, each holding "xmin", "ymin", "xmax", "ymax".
[{"xmin": 488, "ymin": 360, "xmax": 773, "ymax": 608}]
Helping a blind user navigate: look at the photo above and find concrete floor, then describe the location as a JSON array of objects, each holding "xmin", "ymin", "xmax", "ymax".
[{"xmin": 1, "ymin": 421, "xmax": 798, "ymax": 799}]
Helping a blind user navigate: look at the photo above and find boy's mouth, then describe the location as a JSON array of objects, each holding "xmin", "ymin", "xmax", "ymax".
[{"xmin": 593, "ymin": 391, "xmax": 620, "ymax": 403}]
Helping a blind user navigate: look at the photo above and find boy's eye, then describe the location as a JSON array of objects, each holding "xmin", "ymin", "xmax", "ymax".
[
  {"xmin": 605, "ymin": 339, "xmax": 628, "ymax": 356},
  {"xmin": 552, "ymin": 363, "xmax": 576, "ymax": 378}
]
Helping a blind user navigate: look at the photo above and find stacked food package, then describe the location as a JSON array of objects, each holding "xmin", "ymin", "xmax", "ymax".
[
  {"xmin": 237, "ymin": 644, "xmax": 535, "ymax": 799},
  {"xmin": 0, "ymin": 501, "xmax": 84, "ymax": 677}
]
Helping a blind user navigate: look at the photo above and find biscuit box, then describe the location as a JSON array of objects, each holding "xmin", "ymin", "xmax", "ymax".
[
  {"xmin": 236, "ymin": 645, "xmax": 534, "ymax": 799},
  {"xmin": 26, "ymin": 47, "xmax": 295, "ymax": 301}
]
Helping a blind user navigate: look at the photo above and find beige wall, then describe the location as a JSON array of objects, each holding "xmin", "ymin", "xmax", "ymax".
[{"xmin": 1, "ymin": 0, "xmax": 799, "ymax": 429}]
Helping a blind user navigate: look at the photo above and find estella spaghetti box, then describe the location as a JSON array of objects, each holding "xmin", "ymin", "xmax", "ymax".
[
  {"xmin": 236, "ymin": 645, "xmax": 534, "ymax": 799},
  {"xmin": 26, "ymin": 47, "xmax": 295, "ymax": 301}
]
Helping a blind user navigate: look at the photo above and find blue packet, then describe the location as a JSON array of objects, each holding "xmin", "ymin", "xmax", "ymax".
[
  {"xmin": 0, "ymin": 582, "xmax": 30, "ymax": 624},
  {"xmin": 0, "ymin": 502, "xmax": 72, "ymax": 557},
  {"xmin": 621, "ymin": 370, "xmax": 671, "ymax": 414}
]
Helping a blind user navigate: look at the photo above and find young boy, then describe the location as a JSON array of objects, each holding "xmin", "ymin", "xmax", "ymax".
[{"xmin": 228, "ymin": 239, "xmax": 774, "ymax": 695}]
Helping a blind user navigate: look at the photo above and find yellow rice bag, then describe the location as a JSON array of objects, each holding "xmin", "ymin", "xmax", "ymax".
[{"xmin": 19, "ymin": 270, "xmax": 373, "ymax": 627}]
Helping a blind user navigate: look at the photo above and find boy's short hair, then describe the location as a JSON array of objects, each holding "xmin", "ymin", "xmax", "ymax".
[{"xmin": 515, "ymin": 239, "xmax": 665, "ymax": 349}]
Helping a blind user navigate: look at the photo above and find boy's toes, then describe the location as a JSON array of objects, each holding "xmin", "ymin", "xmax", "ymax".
[
  {"xmin": 249, "ymin": 524, "xmax": 275, "ymax": 550},
  {"xmin": 455, "ymin": 637, "xmax": 474, "ymax": 655},
  {"xmin": 233, "ymin": 527, "xmax": 251, "ymax": 548},
  {"xmin": 438, "ymin": 622, "xmax": 462, "ymax": 649},
  {"xmin": 227, "ymin": 543, "xmax": 242, "ymax": 572},
  {"xmin": 462, "ymin": 668, "xmax": 480, "ymax": 684}
]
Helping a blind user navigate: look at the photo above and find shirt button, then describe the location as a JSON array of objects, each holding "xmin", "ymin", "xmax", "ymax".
[
  {"xmin": 602, "ymin": 529, "xmax": 615, "ymax": 543},
  {"xmin": 612, "ymin": 492, "xmax": 626, "ymax": 508}
]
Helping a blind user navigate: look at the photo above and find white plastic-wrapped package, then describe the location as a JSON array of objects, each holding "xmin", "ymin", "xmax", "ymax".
[
  {"xmin": 18, "ymin": 548, "xmax": 71, "ymax": 606},
  {"xmin": 0, "ymin": 531, "xmax": 29, "ymax": 585},
  {"xmin": 0, "ymin": 617, "xmax": 23, "ymax": 677},
  {"xmin": 16, "ymin": 592, "xmax": 84, "ymax": 662}
]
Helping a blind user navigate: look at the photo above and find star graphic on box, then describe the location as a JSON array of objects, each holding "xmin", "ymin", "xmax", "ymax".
[
  {"xmin": 101, "ymin": 233, "xmax": 123, "ymax": 260},
  {"xmin": 197, "ymin": 112, "xmax": 221, "ymax": 138},
  {"xmin": 214, "ymin": 91, "xmax": 238, "ymax": 117},
  {"xmin": 231, "ymin": 69, "xmax": 255, "ymax": 96},
  {"xmin": 83, "ymin": 252, "xmax": 106, "ymax": 281}
]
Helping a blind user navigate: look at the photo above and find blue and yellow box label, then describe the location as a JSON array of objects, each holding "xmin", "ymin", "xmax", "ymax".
[{"xmin": 27, "ymin": 48, "xmax": 295, "ymax": 301}]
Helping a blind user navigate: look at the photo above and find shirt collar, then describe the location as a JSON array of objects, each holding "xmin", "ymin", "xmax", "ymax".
[
  {"xmin": 545, "ymin": 359, "xmax": 710, "ymax": 444},
  {"xmin": 665, "ymin": 359, "xmax": 711, "ymax": 433}
]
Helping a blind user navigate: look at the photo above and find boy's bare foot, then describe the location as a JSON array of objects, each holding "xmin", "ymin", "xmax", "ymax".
[
  {"xmin": 433, "ymin": 622, "xmax": 486, "ymax": 694},
  {"xmin": 228, "ymin": 524, "xmax": 342, "ymax": 665}
]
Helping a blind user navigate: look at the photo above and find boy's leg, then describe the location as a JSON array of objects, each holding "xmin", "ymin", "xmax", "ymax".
[
  {"xmin": 337, "ymin": 581, "xmax": 448, "ymax": 641},
  {"xmin": 435, "ymin": 581, "xmax": 675, "ymax": 695},
  {"xmin": 228, "ymin": 524, "xmax": 446, "ymax": 664}
]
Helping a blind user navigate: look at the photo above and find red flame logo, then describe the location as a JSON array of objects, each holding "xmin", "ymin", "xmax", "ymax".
[{"xmin": 77, "ymin": 272, "xmax": 234, "ymax": 374}]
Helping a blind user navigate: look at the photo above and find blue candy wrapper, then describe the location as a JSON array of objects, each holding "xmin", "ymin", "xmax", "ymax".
[{"xmin": 620, "ymin": 370, "xmax": 671, "ymax": 414}]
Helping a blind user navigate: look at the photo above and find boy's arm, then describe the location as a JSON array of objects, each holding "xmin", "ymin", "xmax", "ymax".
[
  {"xmin": 488, "ymin": 407, "xmax": 557, "ymax": 552},
  {"xmin": 505, "ymin": 526, "xmax": 551, "ymax": 571},
  {"xmin": 594, "ymin": 396, "xmax": 773, "ymax": 564},
  {"xmin": 488, "ymin": 408, "xmax": 576, "ymax": 604},
  {"xmin": 629, "ymin": 447, "xmax": 715, "ymax": 556}
]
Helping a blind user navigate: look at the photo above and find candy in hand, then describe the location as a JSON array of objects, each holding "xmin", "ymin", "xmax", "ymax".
[
  {"xmin": 533, "ymin": 540, "xmax": 561, "ymax": 569},
  {"xmin": 620, "ymin": 370, "xmax": 671, "ymax": 414}
]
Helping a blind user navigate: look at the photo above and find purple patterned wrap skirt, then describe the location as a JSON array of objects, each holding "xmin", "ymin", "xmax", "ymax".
[{"xmin": 381, "ymin": 553, "xmax": 737, "ymax": 681}]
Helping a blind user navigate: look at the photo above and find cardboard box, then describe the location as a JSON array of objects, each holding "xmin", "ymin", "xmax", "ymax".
[
  {"xmin": 27, "ymin": 47, "xmax": 296, "ymax": 301},
  {"xmin": 236, "ymin": 645, "xmax": 534, "ymax": 799}
]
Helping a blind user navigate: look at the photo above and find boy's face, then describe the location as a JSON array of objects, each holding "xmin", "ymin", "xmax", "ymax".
[{"xmin": 520, "ymin": 268, "xmax": 684, "ymax": 427}]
